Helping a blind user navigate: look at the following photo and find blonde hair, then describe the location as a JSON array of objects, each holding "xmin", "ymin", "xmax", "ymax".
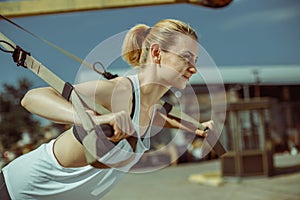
[{"xmin": 122, "ymin": 19, "xmax": 198, "ymax": 67}]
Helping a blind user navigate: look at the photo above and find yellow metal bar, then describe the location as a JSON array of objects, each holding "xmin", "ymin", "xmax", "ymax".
[
  {"xmin": 0, "ymin": 0, "xmax": 232, "ymax": 18},
  {"xmin": 0, "ymin": 0, "xmax": 177, "ymax": 18}
]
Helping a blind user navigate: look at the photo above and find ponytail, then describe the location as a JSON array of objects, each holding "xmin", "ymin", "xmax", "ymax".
[{"xmin": 122, "ymin": 24, "xmax": 150, "ymax": 67}]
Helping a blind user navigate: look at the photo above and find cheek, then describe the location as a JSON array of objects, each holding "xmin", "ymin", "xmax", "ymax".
[
  {"xmin": 161, "ymin": 65, "xmax": 182, "ymax": 78},
  {"xmin": 162, "ymin": 58, "xmax": 185, "ymax": 74},
  {"xmin": 159, "ymin": 66, "xmax": 187, "ymax": 89}
]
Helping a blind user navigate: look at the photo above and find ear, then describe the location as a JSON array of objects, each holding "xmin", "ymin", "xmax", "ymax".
[{"xmin": 149, "ymin": 43, "xmax": 161, "ymax": 61}]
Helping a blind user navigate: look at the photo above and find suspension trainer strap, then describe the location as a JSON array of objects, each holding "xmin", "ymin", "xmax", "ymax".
[
  {"xmin": 1, "ymin": 32, "xmax": 110, "ymax": 115},
  {"xmin": 160, "ymin": 101, "xmax": 226, "ymax": 157},
  {"xmin": 0, "ymin": 32, "xmax": 118, "ymax": 167}
]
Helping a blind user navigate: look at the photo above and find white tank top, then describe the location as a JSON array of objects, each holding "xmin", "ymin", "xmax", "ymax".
[{"xmin": 2, "ymin": 74, "xmax": 153, "ymax": 200}]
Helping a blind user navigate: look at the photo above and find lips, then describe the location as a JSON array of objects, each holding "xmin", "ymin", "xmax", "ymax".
[{"xmin": 182, "ymin": 75, "xmax": 190, "ymax": 81}]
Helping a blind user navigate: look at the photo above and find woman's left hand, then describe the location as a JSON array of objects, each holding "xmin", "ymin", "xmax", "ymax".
[{"xmin": 195, "ymin": 120, "xmax": 217, "ymax": 137}]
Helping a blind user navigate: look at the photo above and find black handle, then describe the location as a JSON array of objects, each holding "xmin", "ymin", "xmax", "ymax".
[{"xmin": 100, "ymin": 124, "xmax": 114, "ymax": 137}]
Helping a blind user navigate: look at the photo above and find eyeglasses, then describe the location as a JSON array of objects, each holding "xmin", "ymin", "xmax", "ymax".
[{"xmin": 160, "ymin": 49, "xmax": 198, "ymax": 67}]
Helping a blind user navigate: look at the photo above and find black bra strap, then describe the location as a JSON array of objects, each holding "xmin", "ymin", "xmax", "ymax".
[
  {"xmin": 126, "ymin": 77, "xmax": 136, "ymax": 119},
  {"xmin": 73, "ymin": 126, "xmax": 83, "ymax": 144}
]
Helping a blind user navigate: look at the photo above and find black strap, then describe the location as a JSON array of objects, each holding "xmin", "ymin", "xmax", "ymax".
[
  {"xmin": 126, "ymin": 77, "xmax": 136, "ymax": 119},
  {"xmin": 62, "ymin": 82, "xmax": 74, "ymax": 101},
  {"xmin": 73, "ymin": 126, "xmax": 83, "ymax": 144},
  {"xmin": 161, "ymin": 102, "xmax": 172, "ymax": 114},
  {"xmin": 0, "ymin": 172, "xmax": 11, "ymax": 200}
]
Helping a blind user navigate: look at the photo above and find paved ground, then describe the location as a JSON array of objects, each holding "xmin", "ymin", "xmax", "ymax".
[{"xmin": 102, "ymin": 157, "xmax": 300, "ymax": 200}]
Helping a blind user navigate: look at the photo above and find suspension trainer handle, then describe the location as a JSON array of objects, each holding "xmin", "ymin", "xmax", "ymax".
[{"xmin": 99, "ymin": 124, "xmax": 114, "ymax": 137}]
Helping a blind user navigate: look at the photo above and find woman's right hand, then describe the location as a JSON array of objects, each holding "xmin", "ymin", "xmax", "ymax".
[{"xmin": 91, "ymin": 111, "xmax": 135, "ymax": 143}]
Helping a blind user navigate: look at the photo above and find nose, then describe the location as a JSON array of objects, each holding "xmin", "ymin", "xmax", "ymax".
[{"xmin": 187, "ymin": 65, "xmax": 197, "ymax": 74}]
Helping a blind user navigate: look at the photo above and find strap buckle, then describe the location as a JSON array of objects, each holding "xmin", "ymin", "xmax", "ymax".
[{"xmin": 12, "ymin": 45, "xmax": 31, "ymax": 68}]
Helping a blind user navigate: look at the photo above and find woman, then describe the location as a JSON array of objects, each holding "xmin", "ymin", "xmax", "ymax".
[{"xmin": 1, "ymin": 19, "xmax": 215, "ymax": 200}]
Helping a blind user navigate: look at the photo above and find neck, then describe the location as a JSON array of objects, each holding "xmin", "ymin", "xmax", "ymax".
[{"xmin": 138, "ymin": 66, "xmax": 170, "ymax": 107}]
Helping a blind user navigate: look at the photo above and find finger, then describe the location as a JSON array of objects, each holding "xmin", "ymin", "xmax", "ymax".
[
  {"xmin": 110, "ymin": 120, "xmax": 121, "ymax": 137},
  {"xmin": 115, "ymin": 113, "xmax": 127, "ymax": 135},
  {"xmin": 120, "ymin": 114, "xmax": 130, "ymax": 134},
  {"xmin": 117, "ymin": 111, "xmax": 134, "ymax": 135},
  {"xmin": 86, "ymin": 109, "xmax": 96, "ymax": 115},
  {"xmin": 125, "ymin": 116, "xmax": 135, "ymax": 135},
  {"xmin": 114, "ymin": 118, "xmax": 129, "ymax": 139},
  {"xmin": 201, "ymin": 120, "xmax": 215, "ymax": 131},
  {"xmin": 195, "ymin": 129, "xmax": 208, "ymax": 137}
]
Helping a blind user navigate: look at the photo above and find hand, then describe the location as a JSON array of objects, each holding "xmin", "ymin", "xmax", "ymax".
[
  {"xmin": 94, "ymin": 110, "xmax": 135, "ymax": 143},
  {"xmin": 195, "ymin": 120, "xmax": 217, "ymax": 137}
]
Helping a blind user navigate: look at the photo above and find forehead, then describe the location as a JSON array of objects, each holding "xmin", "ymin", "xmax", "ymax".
[{"xmin": 166, "ymin": 34, "xmax": 199, "ymax": 56}]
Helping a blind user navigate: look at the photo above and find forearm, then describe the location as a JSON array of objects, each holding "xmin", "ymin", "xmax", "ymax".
[
  {"xmin": 154, "ymin": 112, "xmax": 208, "ymax": 137},
  {"xmin": 21, "ymin": 87, "xmax": 78, "ymax": 124},
  {"xmin": 154, "ymin": 112, "xmax": 195, "ymax": 133}
]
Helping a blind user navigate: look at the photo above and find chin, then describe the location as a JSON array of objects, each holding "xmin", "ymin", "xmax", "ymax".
[
  {"xmin": 174, "ymin": 81, "xmax": 187, "ymax": 90},
  {"xmin": 179, "ymin": 85, "xmax": 187, "ymax": 90}
]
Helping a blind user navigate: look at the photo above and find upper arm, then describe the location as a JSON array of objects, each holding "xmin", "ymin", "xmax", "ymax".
[
  {"xmin": 74, "ymin": 77, "xmax": 133, "ymax": 114},
  {"xmin": 21, "ymin": 77, "xmax": 133, "ymax": 124},
  {"xmin": 74, "ymin": 79, "xmax": 115, "ymax": 111}
]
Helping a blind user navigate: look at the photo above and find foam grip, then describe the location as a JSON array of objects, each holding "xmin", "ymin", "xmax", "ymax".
[{"xmin": 100, "ymin": 124, "xmax": 114, "ymax": 137}]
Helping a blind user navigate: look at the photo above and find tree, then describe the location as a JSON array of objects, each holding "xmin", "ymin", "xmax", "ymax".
[{"xmin": 0, "ymin": 78, "xmax": 41, "ymax": 149}]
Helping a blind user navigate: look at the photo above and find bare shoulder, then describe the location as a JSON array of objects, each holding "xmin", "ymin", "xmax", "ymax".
[
  {"xmin": 95, "ymin": 76, "xmax": 132, "ymax": 97},
  {"xmin": 74, "ymin": 77, "xmax": 133, "ymax": 112},
  {"xmin": 110, "ymin": 77, "xmax": 132, "ymax": 91},
  {"xmin": 109, "ymin": 77, "xmax": 134, "ymax": 112}
]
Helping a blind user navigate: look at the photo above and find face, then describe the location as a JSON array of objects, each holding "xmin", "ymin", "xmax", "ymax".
[{"xmin": 158, "ymin": 34, "xmax": 199, "ymax": 89}]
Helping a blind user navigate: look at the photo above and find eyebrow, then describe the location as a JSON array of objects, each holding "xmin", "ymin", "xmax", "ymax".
[{"xmin": 181, "ymin": 50, "xmax": 198, "ymax": 60}]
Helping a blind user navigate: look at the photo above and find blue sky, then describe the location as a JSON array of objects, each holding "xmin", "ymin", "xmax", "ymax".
[{"xmin": 0, "ymin": 0, "xmax": 299, "ymax": 88}]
